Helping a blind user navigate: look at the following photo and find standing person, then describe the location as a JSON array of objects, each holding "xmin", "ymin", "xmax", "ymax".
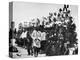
[
  {"xmin": 31, "ymin": 30, "xmax": 42, "ymax": 57},
  {"xmin": 9, "ymin": 21, "xmax": 18, "ymax": 57},
  {"xmin": 33, "ymin": 38, "xmax": 41, "ymax": 57},
  {"xmin": 20, "ymin": 29, "xmax": 27, "ymax": 48},
  {"xmin": 27, "ymin": 31, "xmax": 33, "ymax": 55}
]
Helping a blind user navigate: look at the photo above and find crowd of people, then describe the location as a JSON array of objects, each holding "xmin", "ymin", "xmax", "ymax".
[{"xmin": 9, "ymin": 4, "xmax": 78, "ymax": 57}]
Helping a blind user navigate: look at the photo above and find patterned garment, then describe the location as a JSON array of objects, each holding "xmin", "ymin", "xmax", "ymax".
[
  {"xmin": 31, "ymin": 30, "xmax": 46, "ymax": 48},
  {"xmin": 33, "ymin": 39, "xmax": 41, "ymax": 48},
  {"xmin": 31, "ymin": 30, "xmax": 46, "ymax": 40}
]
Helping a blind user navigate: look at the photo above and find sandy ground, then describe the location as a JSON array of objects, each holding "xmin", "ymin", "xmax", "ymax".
[{"xmin": 12, "ymin": 45, "xmax": 46, "ymax": 58}]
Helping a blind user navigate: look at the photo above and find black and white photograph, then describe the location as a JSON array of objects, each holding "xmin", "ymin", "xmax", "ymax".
[{"xmin": 9, "ymin": 2, "xmax": 78, "ymax": 58}]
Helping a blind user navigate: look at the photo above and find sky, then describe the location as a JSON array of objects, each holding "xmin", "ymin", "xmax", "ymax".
[{"xmin": 13, "ymin": 2, "xmax": 78, "ymax": 31}]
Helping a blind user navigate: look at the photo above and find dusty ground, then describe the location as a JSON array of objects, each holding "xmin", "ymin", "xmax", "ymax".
[{"xmin": 12, "ymin": 45, "xmax": 46, "ymax": 58}]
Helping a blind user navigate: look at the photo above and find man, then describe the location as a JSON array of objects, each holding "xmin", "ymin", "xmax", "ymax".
[
  {"xmin": 27, "ymin": 31, "xmax": 33, "ymax": 55},
  {"xmin": 31, "ymin": 30, "xmax": 42, "ymax": 57},
  {"xmin": 20, "ymin": 30, "xmax": 27, "ymax": 48},
  {"xmin": 33, "ymin": 38, "xmax": 41, "ymax": 57}
]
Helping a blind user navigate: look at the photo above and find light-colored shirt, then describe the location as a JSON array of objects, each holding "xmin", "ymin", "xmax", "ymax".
[
  {"xmin": 20, "ymin": 31, "xmax": 27, "ymax": 38},
  {"xmin": 33, "ymin": 39, "xmax": 41, "ymax": 48},
  {"xmin": 41, "ymin": 32, "xmax": 46, "ymax": 40},
  {"xmin": 31, "ymin": 30, "xmax": 37, "ymax": 40}
]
